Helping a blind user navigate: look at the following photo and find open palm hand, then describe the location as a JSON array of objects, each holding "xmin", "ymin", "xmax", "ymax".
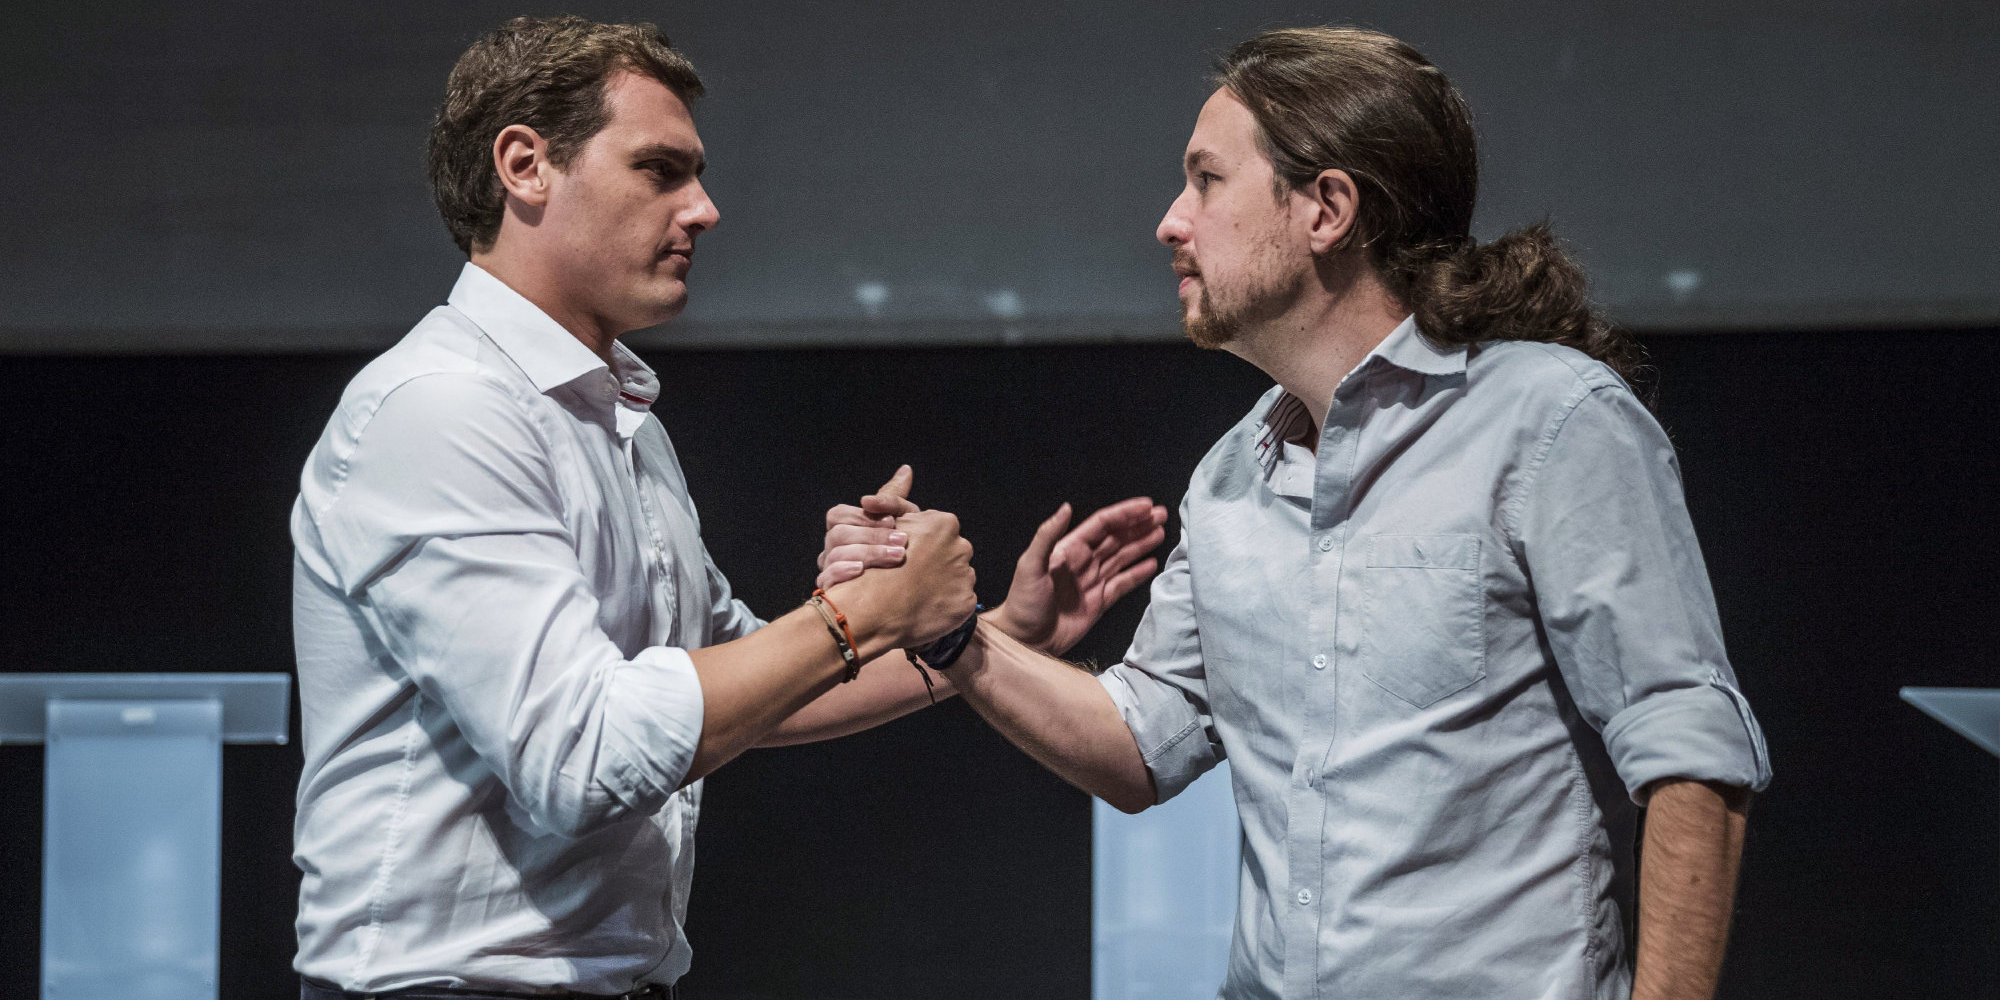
[{"xmin": 991, "ymin": 498, "xmax": 1167, "ymax": 657}]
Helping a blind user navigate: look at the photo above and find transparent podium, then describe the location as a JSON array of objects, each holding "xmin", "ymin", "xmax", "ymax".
[
  {"xmin": 1902, "ymin": 687, "xmax": 2000, "ymax": 758},
  {"xmin": 0, "ymin": 673, "xmax": 291, "ymax": 1000},
  {"xmin": 1093, "ymin": 761, "xmax": 1239, "ymax": 1000},
  {"xmin": 1901, "ymin": 687, "xmax": 1999, "ymax": 901}
]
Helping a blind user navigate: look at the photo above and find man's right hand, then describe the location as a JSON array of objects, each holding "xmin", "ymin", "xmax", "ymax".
[
  {"xmin": 818, "ymin": 465, "xmax": 920, "ymax": 588},
  {"xmin": 826, "ymin": 487, "xmax": 976, "ymax": 651}
]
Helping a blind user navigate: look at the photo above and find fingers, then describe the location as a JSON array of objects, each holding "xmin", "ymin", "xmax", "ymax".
[
  {"xmin": 876, "ymin": 464, "xmax": 915, "ymax": 501},
  {"xmin": 1050, "ymin": 497, "xmax": 1164, "ymax": 572},
  {"xmin": 1071, "ymin": 524, "xmax": 1167, "ymax": 589},
  {"xmin": 835, "ymin": 467, "xmax": 920, "ymax": 523},
  {"xmin": 894, "ymin": 507, "xmax": 963, "ymax": 543},
  {"xmin": 1017, "ymin": 502, "xmax": 1073, "ymax": 572},
  {"xmin": 826, "ymin": 523, "xmax": 906, "ymax": 551},
  {"xmin": 826, "ymin": 503, "xmax": 896, "ymax": 532},
  {"xmin": 1101, "ymin": 527, "xmax": 1168, "ymax": 583},
  {"xmin": 821, "ymin": 507, "xmax": 903, "ymax": 575},
  {"xmin": 862, "ymin": 493, "xmax": 920, "ymax": 516},
  {"xmin": 867, "ymin": 465, "xmax": 919, "ymax": 515},
  {"xmin": 822, "ymin": 541, "xmax": 907, "ymax": 572},
  {"xmin": 816, "ymin": 560, "xmax": 864, "ymax": 590},
  {"xmin": 1099, "ymin": 557, "xmax": 1160, "ymax": 607}
]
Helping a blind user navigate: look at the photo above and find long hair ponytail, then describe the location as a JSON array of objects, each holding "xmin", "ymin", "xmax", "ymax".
[{"xmin": 1216, "ymin": 28, "xmax": 1643, "ymax": 382}]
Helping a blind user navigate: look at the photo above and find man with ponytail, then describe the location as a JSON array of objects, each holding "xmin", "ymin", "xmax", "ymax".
[{"xmin": 842, "ymin": 25, "xmax": 1771, "ymax": 1000}]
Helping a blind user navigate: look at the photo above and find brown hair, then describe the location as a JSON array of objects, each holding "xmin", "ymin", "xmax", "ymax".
[
  {"xmin": 427, "ymin": 15, "xmax": 704, "ymax": 255},
  {"xmin": 1214, "ymin": 27, "xmax": 1642, "ymax": 381}
]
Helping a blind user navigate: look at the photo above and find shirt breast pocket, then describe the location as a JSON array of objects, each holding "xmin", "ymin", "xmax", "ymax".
[{"xmin": 1357, "ymin": 534, "xmax": 1485, "ymax": 708}]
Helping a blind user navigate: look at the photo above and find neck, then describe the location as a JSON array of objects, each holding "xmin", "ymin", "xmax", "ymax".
[
  {"xmin": 471, "ymin": 245, "xmax": 621, "ymax": 363},
  {"xmin": 1225, "ymin": 259, "xmax": 1409, "ymax": 437}
]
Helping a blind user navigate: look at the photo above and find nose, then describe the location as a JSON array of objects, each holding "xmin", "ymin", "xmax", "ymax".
[
  {"xmin": 1156, "ymin": 187, "xmax": 1193, "ymax": 247},
  {"xmin": 682, "ymin": 180, "xmax": 720, "ymax": 235}
]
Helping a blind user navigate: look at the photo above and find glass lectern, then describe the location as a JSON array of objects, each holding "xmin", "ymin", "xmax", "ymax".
[
  {"xmin": 0, "ymin": 672, "xmax": 291, "ymax": 1000},
  {"xmin": 1902, "ymin": 687, "xmax": 2000, "ymax": 758},
  {"xmin": 1093, "ymin": 761, "xmax": 1238, "ymax": 1000}
]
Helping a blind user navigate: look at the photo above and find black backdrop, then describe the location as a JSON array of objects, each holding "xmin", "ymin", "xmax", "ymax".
[{"xmin": 2, "ymin": 331, "xmax": 1997, "ymax": 998}]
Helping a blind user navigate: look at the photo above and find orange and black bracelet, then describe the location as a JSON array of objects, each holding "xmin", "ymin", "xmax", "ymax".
[{"xmin": 809, "ymin": 588, "xmax": 862, "ymax": 682}]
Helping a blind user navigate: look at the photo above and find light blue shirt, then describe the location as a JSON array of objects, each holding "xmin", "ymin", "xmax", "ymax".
[
  {"xmin": 1098, "ymin": 317, "xmax": 1771, "ymax": 1000},
  {"xmin": 290, "ymin": 264, "xmax": 761, "ymax": 992}
]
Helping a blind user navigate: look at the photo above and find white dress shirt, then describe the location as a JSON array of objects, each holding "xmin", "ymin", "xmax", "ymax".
[{"xmin": 290, "ymin": 263, "xmax": 762, "ymax": 993}]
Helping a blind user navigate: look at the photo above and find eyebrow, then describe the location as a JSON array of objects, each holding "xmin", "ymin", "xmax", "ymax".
[
  {"xmin": 632, "ymin": 143, "xmax": 706, "ymax": 176},
  {"xmin": 1184, "ymin": 149, "xmax": 1221, "ymax": 174}
]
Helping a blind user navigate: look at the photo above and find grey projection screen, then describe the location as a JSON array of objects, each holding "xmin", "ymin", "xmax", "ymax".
[{"xmin": 4, "ymin": 0, "xmax": 1995, "ymax": 353}]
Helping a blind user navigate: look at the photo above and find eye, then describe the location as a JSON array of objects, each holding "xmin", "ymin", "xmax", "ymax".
[
  {"xmin": 642, "ymin": 161, "xmax": 693, "ymax": 188},
  {"xmin": 1195, "ymin": 171, "xmax": 1220, "ymax": 192}
]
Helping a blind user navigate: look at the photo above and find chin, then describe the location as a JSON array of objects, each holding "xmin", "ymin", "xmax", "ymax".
[
  {"xmin": 1182, "ymin": 299, "xmax": 1239, "ymax": 350},
  {"xmin": 628, "ymin": 283, "xmax": 689, "ymax": 330}
]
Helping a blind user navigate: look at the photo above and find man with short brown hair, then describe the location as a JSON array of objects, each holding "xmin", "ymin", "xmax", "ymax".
[
  {"xmin": 288, "ymin": 17, "xmax": 1163, "ymax": 998},
  {"xmin": 289, "ymin": 17, "xmax": 977, "ymax": 997},
  {"xmin": 291, "ymin": 16, "xmax": 1159, "ymax": 997}
]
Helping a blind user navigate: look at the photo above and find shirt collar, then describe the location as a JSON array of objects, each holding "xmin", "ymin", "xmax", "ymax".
[
  {"xmin": 446, "ymin": 262, "xmax": 616, "ymax": 396},
  {"xmin": 1367, "ymin": 314, "xmax": 1467, "ymax": 378},
  {"xmin": 1252, "ymin": 316, "xmax": 1464, "ymax": 483}
]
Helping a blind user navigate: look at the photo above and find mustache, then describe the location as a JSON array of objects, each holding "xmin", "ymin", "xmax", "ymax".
[{"xmin": 1172, "ymin": 248, "xmax": 1200, "ymax": 277}]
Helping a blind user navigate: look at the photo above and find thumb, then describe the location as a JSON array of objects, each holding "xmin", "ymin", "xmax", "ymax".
[
  {"xmin": 1020, "ymin": 502, "xmax": 1073, "ymax": 571},
  {"xmin": 876, "ymin": 464, "xmax": 914, "ymax": 501}
]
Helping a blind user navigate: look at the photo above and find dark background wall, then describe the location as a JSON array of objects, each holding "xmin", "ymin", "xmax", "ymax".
[{"xmin": 1, "ymin": 331, "xmax": 1996, "ymax": 998}]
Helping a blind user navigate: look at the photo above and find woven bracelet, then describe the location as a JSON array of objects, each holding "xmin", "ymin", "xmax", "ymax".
[{"xmin": 809, "ymin": 589, "xmax": 862, "ymax": 682}]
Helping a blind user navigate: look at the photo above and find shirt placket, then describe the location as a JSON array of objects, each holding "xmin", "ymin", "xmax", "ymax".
[
  {"xmin": 605, "ymin": 386, "xmax": 678, "ymax": 647},
  {"xmin": 1282, "ymin": 373, "xmax": 1369, "ymax": 999}
]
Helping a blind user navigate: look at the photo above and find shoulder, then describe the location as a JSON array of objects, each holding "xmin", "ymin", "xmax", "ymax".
[
  {"xmin": 1185, "ymin": 385, "xmax": 1288, "ymax": 502},
  {"xmin": 1464, "ymin": 339, "xmax": 1645, "ymax": 446},
  {"xmin": 299, "ymin": 307, "xmax": 546, "ymax": 513},
  {"xmin": 1469, "ymin": 339, "xmax": 1626, "ymax": 406},
  {"xmin": 330, "ymin": 307, "xmax": 548, "ymax": 440}
]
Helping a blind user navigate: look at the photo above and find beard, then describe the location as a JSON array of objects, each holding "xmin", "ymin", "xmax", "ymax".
[
  {"xmin": 1182, "ymin": 283, "xmax": 1237, "ymax": 349},
  {"xmin": 1176, "ymin": 246, "xmax": 1305, "ymax": 350}
]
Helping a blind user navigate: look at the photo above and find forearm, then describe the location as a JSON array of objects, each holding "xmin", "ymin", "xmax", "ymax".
[
  {"xmin": 1633, "ymin": 779, "xmax": 1751, "ymax": 1000},
  {"xmin": 759, "ymin": 653, "xmax": 958, "ymax": 747},
  {"xmin": 951, "ymin": 616, "xmax": 1156, "ymax": 812},
  {"xmin": 684, "ymin": 582, "xmax": 905, "ymax": 782}
]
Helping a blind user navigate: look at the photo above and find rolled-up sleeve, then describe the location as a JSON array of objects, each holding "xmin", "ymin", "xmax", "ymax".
[
  {"xmin": 311, "ymin": 372, "xmax": 705, "ymax": 837},
  {"xmin": 1098, "ymin": 527, "xmax": 1224, "ymax": 804},
  {"xmin": 1513, "ymin": 384, "xmax": 1771, "ymax": 803}
]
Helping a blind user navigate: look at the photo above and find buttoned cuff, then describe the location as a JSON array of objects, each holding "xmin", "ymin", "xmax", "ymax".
[
  {"xmin": 1097, "ymin": 664, "xmax": 1223, "ymax": 805},
  {"xmin": 1603, "ymin": 669, "xmax": 1771, "ymax": 805},
  {"xmin": 599, "ymin": 645, "xmax": 706, "ymax": 814}
]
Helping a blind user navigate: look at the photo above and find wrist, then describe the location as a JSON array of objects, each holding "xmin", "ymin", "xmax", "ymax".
[
  {"xmin": 984, "ymin": 603, "xmax": 1030, "ymax": 645},
  {"xmin": 909, "ymin": 605, "xmax": 982, "ymax": 670},
  {"xmin": 986, "ymin": 601, "xmax": 1060, "ymax": 653},
  {"xmin": 819, "ymin": 576, "xmax": 905, "ymax": 662}
]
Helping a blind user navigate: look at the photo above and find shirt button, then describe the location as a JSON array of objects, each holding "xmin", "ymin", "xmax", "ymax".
[
  {"xmin": 1317, "ymin": 535, "xmax": 1334, "ymax": 552},
  {"xmin": 1296, "ymin": 888, "xmax": 1313, "ymax": 905},
  {"xmin": 1312, "ymin": 654, "xmax": 1327, "ymax": 670}
]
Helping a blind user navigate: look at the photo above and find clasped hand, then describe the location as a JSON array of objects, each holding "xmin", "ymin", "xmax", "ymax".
[{"xmin": 818, "ymin": 466, "xmax": 1167, "ymax": 657}]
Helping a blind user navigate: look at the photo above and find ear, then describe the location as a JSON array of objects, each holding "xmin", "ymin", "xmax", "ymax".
[
  {"xmin": 492, "ymin": 124, "xmax": 554, "ymax": 207},
  {"xmin": 1301, "ymin": 168, "xmax": 1361, "ymax": 256}
]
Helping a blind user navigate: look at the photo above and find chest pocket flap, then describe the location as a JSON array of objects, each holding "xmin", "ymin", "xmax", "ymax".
[{"xmin": 1358, "ymin": 533, "xmax": 1485, "ymax": 708}]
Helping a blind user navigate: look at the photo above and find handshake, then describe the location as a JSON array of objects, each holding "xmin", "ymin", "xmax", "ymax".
[{"xmin": 810, "ymin": 465, "xmax": 1169, "ymax": 662}]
